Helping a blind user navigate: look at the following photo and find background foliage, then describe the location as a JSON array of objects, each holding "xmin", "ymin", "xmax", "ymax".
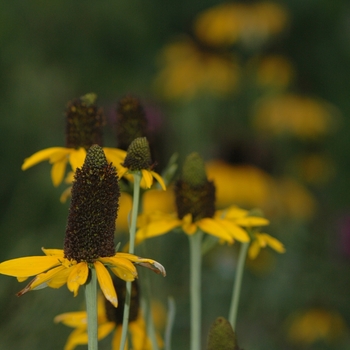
[{"xmin": 1, "ymin": 1, "xmax": 350, "ymax": 349}]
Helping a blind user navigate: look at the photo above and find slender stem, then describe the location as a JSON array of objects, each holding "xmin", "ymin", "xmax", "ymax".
[
  {"xmin": 188, "ymin": 230, "xmax": 203, "ymax": 350},
  {"xmin": 228, "ymin": 242, "xmax": 249, "ymax": 330},
  {"xmin": 119, "ymin": 172, "xmax": 141, "ymax": 350},
  {"xmin": 85, "ymin": 268, "xmax": 98, "ymax": 350},
  {"xmin": 165, "ymin": 297, "xmax": 176, "ymax": 350}
]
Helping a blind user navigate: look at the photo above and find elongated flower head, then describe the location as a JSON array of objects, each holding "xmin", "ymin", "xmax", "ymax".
[
  {"xmin": 175, "ymin": 152, "xmax": 215, "ymax": 221},
  {"xmin": 65, "ymin": 93, "xmax": 105, "ymax": 150},
  {"xmin": 116, "ymin": 95, "xmax": 148, "ymax": 150},
  {"xmin": 105, "ymin": 278, "xmax": 140, "ymax": 325},
  {"xmin": 122, "ymin": 137, "xmax": 152, "ymax": 171},
  {"xmin": 64, "ymin": 145, "xmax": 120, "ymax": 263}
]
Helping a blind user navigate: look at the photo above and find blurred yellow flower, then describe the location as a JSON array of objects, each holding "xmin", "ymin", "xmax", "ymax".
[
  {"xmin": 55, "ymin": 291, "xmax": 159, "ymax": 350},
  {"xmin": 194, "ymin": 2, "xmax": 288, "ymax": 48},
  {"xmin": 287, "ymin": 308, "xmax": 347, "ymax": 345},
  {"xmin": 252, "ymin": 93, "xmax": 339, "ymax": 139},
  {"xmin": 248, "ymin": 55, "xmax": 295, "ymax": 89},
  {"xmin": 154, "ymin": 37, "xmax": 240, "ymax": 99},
  {"xmin": 248, "ymin": 232, "xmax": 285, "ymax": 259},
  {"xmin": 206, "ymin": 160, "xmax": 274, "ymax": 209}
]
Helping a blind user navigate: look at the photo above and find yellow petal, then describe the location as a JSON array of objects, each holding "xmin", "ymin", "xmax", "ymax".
[
  {"xmin": 41, "ymin": 248, "xmax": 64, "ymax": 256},
  {"xmin": 69, "ymin": 148, "xmax": 86, "ymax": 171},
  {"xmin": 259, "ymin": 233, "xmax": 286, "ymax": 253},
  {"xmin": 64, "ymin": 327, "xmax": 89, "ymax": 350},
  {"xmin": 98, "ymin": 322, "xmax": 115, "ymax": 339},
  {"xmin": 0, "ymin": 256, "xmax": 61, "ymax": 277},
  {"xmin": 248, "ymin": 241, "xmax": 261, "ymax": 259},
  {"xmin": 21, "ymin": 147, "xmax": 70, "ymax": 170},
  {"xmin": 47, "ymin": 267, "xmax": 72, "ymax": 288},
  {"xmin": 151, "ymin": 171, "xmax": 167, "ymax": 191},
  {"xmin": 136, "ymin": 219, "xmax": 180, "ymax": 241},
  {"xmin": 98, "ymin": 256, "xmax": 137, "ymax": 281},
  {"xmin": 225, "ymin": 206, "xmax": 249, "ymax": 219},
  {"xmin": 67, "ymin": 262, "xmax": 89, "ymax": 296},
  {"xmin": 197, "ymin": 218, "xmax": 233, "ymax": 243},
  {"xmin": 141, "ymin": 169, "xmax": 153, "ymax": 188},
  {"xmin": 16, "ymin": 265, "xmax": 67, "ymax": 296},
  {"xmin": 235, "ymin": 216, "xmax": 270, "ymax": 227},
  {"xmin": 94, "ymin": 261, "xmax": 118, "ymax": 307},
  {"xmin": 51, "ymin": 158, "xmax": 68, "ymax": 186},
  {"xmin": 60, "ymin": 186, "xmax": 72, "ymax": 203},
  {"xmin": 103, "ymin": 147, "xmax": 127, "ymax": 168},
  {"xmin": 217, "ymin": 219, "xmax": 250, "ymax": 242},
  {"xmin": 54, "ymin": 311, "xmax": 87, "ymax": 327}
]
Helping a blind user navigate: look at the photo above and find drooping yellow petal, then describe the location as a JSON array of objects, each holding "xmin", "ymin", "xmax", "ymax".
[
  {"xmin": 98, "ymin": 256, "xmax": 137, "ymax": 281},
  {"xmin": 51, "ymin": 158, "xmax": 68, "ymax": 186},
  {"xmin": 47, "ymin": 265, "xmax": 72, "ymax": 288},
  {"xmin": 136, "ymin": 219, "xmax": 180, "ymax": 241},
  {"xmin": 151, "ymin": 171, "xmax": 167, "ymax": 191},
  {"xmin": 141, "ymin": 169, "xmax": 154, "ymax": 188},
  {"xmin": 197, "ymin": 218, "xmax": 233, "ymax": 243},
  {"xmin": 64, "ymin": 327, "xmax": 89, "ymax": 350},
  {"xmin": 94, "ymin": 261, "xmax": 118, "ymax": 307},
  {"xmin": 235, "ymin": 216, "xmax": 270, "ymax": 227},
  {"xmin": 16, "ymin": 265, "xmax": 67, "ymax": 296},
  {"xmin": 54, "ymin": 311, "xmax": 88, "ymax": 328},
  {"xmin": 248, "ymin": 240, "xmax": 261, "ymax": 259},
  {"xmin": 217, "ymin": 219, "xmax": 250, "ymax": 242},
  {"xmin": 258, "ymin": 233, "xmax": 286, "ymax": 253},
  {"xmin": 98, "ymin": 322, "xmax": 115, "ymax": 340},
  {"xmin": 181, "ymin": 213, "xmax": 197, "ymax": 235},
  {"xmin": 21, "ymin": 147, "xmax": 70, "ymax": 170},
  {"xmin": 60, "ymin": 186, "xmax": 72, "ymax": 203},
  {"xmin": 69, "ymin": 148, "xmax": 86, "ymax": 171},
  {"xmin": 0, "ymin": 256, "xmax": 61, "ymax": 277},
  {"xmin": 224, "ymin": 206, "xmax": 249, "ymax": 219},
  {"xmin": 67, "ymin": 262, "xmax": 89, "ymax": 296}
]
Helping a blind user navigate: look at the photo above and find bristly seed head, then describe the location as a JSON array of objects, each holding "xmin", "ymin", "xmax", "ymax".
[
  {"xmin": 65, "ymin": 93, "xmax": 105, "ymax": 150},
  {"xmin": 116, "ymin": 95, "xmax": 148, "ymax": 151},
  {"xmin": 105, "ymin": 278, "xmax": 140, "ymax": 325},
  {"xmin": 175, "ymin": 152, "xmax": 216, "ymax": 222},
  {"xmin": 122, "ymin": 137, "xmax": 152, "ymax": 171},
  {"xmin": 64, "ymin": 145, "xmax": 120, "ymax": 263}
]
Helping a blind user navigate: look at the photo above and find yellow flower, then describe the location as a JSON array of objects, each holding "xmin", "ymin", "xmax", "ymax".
[
  {"xmin": 252, "ymin": 93, "xmax": 339, "ymax": 139},
  {"xmin": 154, "ymin": 37, "xmax": 240, "ymax": 99},
  {"xmin": 248, "ymin": 233, "xmax": 285, "ymax": 259},
  {"xmin": 287, "ymin": 308, "xmax": 347, "ymax": 345},
  {"xmin": 194, "ymin": 2, "xmax": 289, "ymax": 48},
  {"xmin": 55, "ymin": 282, "xmax": 161, "ymax": 350},
  {"xmin": 119, "ymin": 137, "xmax": 166, "ymax": 190},
  {"xmin": 0, "ymin": 248, "xmax": 165, "ymax": 307}
]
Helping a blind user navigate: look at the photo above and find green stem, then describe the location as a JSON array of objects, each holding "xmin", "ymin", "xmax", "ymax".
[
  {"xmin": 228, "ymin": 242, "xmax": 249, "ymax": 330},
  {"xmin": 189, "ymin": 230, "xmax": 203, "ymax": 350},
  {"xmin": 85, "ymin": 268, "xmax": 98, "ymax": 350},
  {"xmin": 119, "ymin": 172, "xmax": 141, "ymax": 350}
]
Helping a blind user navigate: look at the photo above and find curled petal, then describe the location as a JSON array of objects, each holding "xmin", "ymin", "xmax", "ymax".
[
  {"xmin": 17, "ymin": 265, "xmax": 67, "ymax": 296},
  {"xmin": 151, "ymin": 171, "xmax": 167, "ymax": 191},
  {"xmin": 98, "ymin": 257, "xmax": 137, "ymax": 281},
  {"xmin": 135, "ymin": 259, "xmax": 166, "ymax": 277},
  {"xmin": 94, "ymin": 261, "xmax": 118, "ymax": 307}
]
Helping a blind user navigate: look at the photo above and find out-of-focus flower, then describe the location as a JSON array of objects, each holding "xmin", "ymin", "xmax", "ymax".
[
  {"xmin": 21, "ymin": 93, "xmax": 126, "ymax": 188},
  {"xmin": 287, "ymin": 308, "xmax": 347, "ymax": 345},
  {"xmin": 248, "ymin": 232, "xmax": 285, "ymax": 259},
  {"xmin": 252, "ymin": 93, "xmax": 339, "ymax": 139},
  {"xmin": 0, "ymin": 146, "xmax": 165, "ymax": 306},
  {"xmin": 290, "ymin": 153, "xmax": 336, "ymax": 185},
  {"xmin": 136, "ymin": 153, "xmax": 267, "ymax": 244},
  {"xmin": 194, "ymin": 2, "xmax": 288, "ymax": 48},
  {"xmin": 55, "ymin": 279, "xmax": 161, "ymax": 350},
  {"xmin": 206, "ymin": 160, "xmax": 274, "ymax": 209},
  {"xmin": 247, "ymin": 55, "xmax": 295, "ymax": 89},
  {"xmin": 154, "ymin": 37, "xmax": 240, "ymax": 99}
]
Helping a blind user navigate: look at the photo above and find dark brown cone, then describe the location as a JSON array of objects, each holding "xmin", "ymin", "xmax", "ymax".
[
  {"xmin": 116, "ymin": 95, "xmax": 148, "ymax": 150},
  {"xmin": 64, "ymin": 145, "xmax": 120, "ymax": 263},
  {"xmin": 105, "ymin": 278, "xmax": 140, "ymax": 325},
  {"xmin": 65, "ymin": 93, "xmax": 105, "ymax": 150},
  {"xmin": 122, "ymin": 137, "xmax": 152, "ymax": 171}
]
